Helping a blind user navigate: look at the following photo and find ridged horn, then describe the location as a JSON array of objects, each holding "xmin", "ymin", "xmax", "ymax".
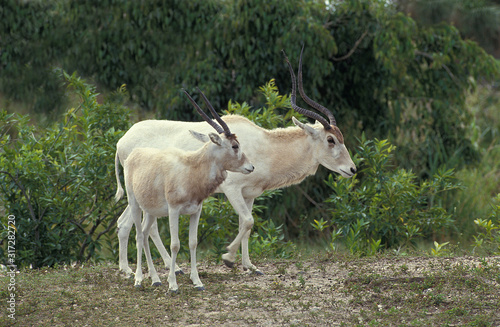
[
  {"xmin": 196, "ymin": 87, "xmax": 232, "ymax": 137},
  {"xmin": 297, "ymin": 45, "xmax": 337, "ymax": 127},
  {"xmin": 282, "ymin": 49, "xmax": 332, "ymax": 130},
  {"xmin": 183, "ymin": 89, "xmax": 226, "ymax": 135}
]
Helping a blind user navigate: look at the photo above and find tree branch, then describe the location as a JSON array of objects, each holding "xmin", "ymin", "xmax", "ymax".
[
  {"xmin": 0, "ymin": 170, "xmax": 37, "ymax": 221},
  {"xmin": 86, "ymin": 213, "xmax": 121, "ymax": 261},
  {"xmin": 414, "ymin": 50, "xmax": 460, "ymax": 86},
  {"xmin": 332, "ymin": 30, "xmax": 369, "ymax": 62},
  {"xmin": 68, "ymin": 219, "xmax": 86, "ymax": 233},
  {"xmin": 294, "ymin": 185, "xmax": 329, "ymax": 218}
]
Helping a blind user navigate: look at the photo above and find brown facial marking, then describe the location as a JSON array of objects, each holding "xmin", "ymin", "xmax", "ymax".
[
  {"xmin": 327, "ymin": 126, "xmax": 344, "ymax": 144},
  {"xmin": 229, "ymin": 138, "xmax": 240, "ymax": 150}
]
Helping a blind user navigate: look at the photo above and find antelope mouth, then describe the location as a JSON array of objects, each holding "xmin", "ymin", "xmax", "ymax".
[{"xmin": 340, "ymin": 169, "xmax": 354, "ymax": 177}]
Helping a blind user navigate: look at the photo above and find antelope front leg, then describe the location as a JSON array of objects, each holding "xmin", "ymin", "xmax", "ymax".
[
  {"xmin": 189, "ymin": 210, "xmax": 204, "ymax": 290},
  {"xmin": 222, "ymin": 191, "xmax": 261, "ymax": 273},
  {"xmin": 239, "ymin": 198, "xmax": 263, "ymax": 274},
  {"xmin": 167, "ymin": 210, "xmax": 181, "ymax": 293}
]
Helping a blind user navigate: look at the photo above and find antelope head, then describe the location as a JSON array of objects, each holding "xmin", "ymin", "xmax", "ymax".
[
  {"xmin": 283, "ymin": 47, "xmax": 357, "ymax": 178},
  {"xmin": 183, "ymin": 88, "xmax": 255, "ymax": 175}
]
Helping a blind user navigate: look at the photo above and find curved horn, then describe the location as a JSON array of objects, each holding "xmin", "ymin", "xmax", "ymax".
[
  {"xmin": 297, "ymin": 45, "xmax": 337, "ymax": 127},
  {"xmin": 282, "ymin": 50, "xmax": 332, "ymax": 130},
  {"xmin": 183, "ymin": 89, "xmax": 224, "ymax": 134},
  {"xmin": 196, "ymin": 87, "xmax": 233, "ymax": 137}
]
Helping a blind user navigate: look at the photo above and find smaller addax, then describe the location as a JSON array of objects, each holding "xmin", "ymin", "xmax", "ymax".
[{"xmin": 116, "ymin": 89, "xmax": 254, "ymax": 292}]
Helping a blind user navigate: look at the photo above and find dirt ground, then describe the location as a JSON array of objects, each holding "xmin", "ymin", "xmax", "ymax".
[{"xmin": 2, "ymin": 253, "xmax": 500, "ymax": 326}]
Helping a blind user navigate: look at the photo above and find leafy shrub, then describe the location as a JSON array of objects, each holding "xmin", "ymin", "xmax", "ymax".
[
  {"xmin": 430, "ymin": 241, "xmax": 451, "ymax": 257},
  {"xmin": 321, "ymin": 135, "xmax": 458, "ymax": 253},
  {"xmin": 445, "ymin": 85, "xmax": 500, "ymax": 240},
  {"xmin": 0, "ymin": 71, "xmax": 130, "ymax": 267},
  {"xmin": 472, "ymin": 194, "xmax": 500, "ymax": 255},
  {"xmin": 250, "ymin": 218, "xmax": 295, "ymax": 260}
]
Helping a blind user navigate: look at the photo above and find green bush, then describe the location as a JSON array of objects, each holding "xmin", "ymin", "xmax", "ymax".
[
  {"xmin": 445, "ymin": 85, "xmax": 500, "ymax": 240},
  {"xmin": 472, "ymin": 194, "xmax": 500, "ymax": 255},
  {"xmin": 0, "ymin": 71, "xmax": 130, "ymax": 267},
  {"xmin": 321, "ymin": 135, "xmax": 458, "ymax": 253}
]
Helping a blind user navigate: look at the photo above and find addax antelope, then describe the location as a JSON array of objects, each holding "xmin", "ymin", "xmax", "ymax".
[{"xmin": 115, "ymin": 47, "xmax": 356, "ymax": 276}]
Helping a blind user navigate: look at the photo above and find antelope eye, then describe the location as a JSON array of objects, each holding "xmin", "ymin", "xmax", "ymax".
[
  {"xmin": 327, "ymin": 137, "xmax": 336, "ymax": 145},
  {"xmin": 232, "ymin": 144, "xmax": 239, "ymax": 149}
]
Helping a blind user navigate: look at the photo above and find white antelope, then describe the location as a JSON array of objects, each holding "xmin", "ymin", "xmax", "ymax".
[
  {"xmin": 116, "ymin": 89, "xmax": 254, "ymax": 291},
  {"xmin": 115, "ymin": 47, "xmax": 357, "ymax": 276}
]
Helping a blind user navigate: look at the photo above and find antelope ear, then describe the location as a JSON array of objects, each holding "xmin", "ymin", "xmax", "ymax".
[
  {"xmin": 189, "ymin": 130, "xmax": 210, "ymax": 143},
  {"xmin": 292, "ymin": 116, "xmax": 319, "ymax": 139},
  {"xmin": 208, "ymin": 132, "xmax": 223, "ymax": 146}
]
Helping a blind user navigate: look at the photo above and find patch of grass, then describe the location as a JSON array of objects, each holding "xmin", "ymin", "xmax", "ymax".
[{"xmin": 0, "ymin": 253, "xmax": 499, "ymax": 326}]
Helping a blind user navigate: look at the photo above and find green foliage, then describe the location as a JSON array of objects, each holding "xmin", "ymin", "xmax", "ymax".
[
  {"xmin": 210, "ymin": 0, "xmax": 333, "ymax": 107},
  {"xmin": 375, "ymin": 14, "xmax": 498, "ymax": 177},
  {"xmin": 0, "ymin": 71, "xmax": 131, "ymax": 267},
  {"xmin": 226, "ymin": 79, "xmax": 301, "ymax": 129},
  {"xmin": 311, "ymin": 218, "xmax": 329, "ymax": 233},
  {"xmin": 447, "ymin": 85, "xmax": 500, "ymax": 240},
  {"xmin": 322, "ymin": 135, "xmax": 458, "ymax": 253},
  {"xmin": 398, "ymin": 0, "xmax": 500, "ymax": 56},
  {"xmin": 64, "ymin": 0, "xmax": 220, "ymax": 116},
  {"xmin": 4, "ymin": 0, "xmax": 498, "ymax": 175},
  {"xmin": 430, "ymin": 241, "xmax": 451, "ymax": 256},
  {"xmin": 472, "ymin": 194, "xmax": 500, "ymax": 255},
  {"xmin": 0, "ymin": 0, "xmax": 67, "ymax": 115},
  {"xmin": 250, "ymin": 218, "xmax": 295, "ymax": 260}
]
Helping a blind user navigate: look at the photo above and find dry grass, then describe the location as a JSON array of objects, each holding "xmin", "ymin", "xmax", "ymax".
[{"xmin": 1, "ymin": 252, "xmax": 499, "ymax": 326}]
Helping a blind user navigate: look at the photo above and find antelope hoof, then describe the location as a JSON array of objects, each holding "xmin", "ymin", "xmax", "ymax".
[
  {"xmin": 243, "ymin": 266, "xmax": 264, "ymax": 275},
  {"xmin": 120, "ymin": 270, "xmax": 134, "ymax": 279},
  {"xmin": 152, "ymin": 281, "xmax": 162, "ymax": 287},
  {"xmin": 195, "ymin": 286, "xmax": 205, "ymax": 291},
  {"xmin": 223, "ymin": 259, "xmax": 235, "ymax": 268},
  {"xmin": 169, "ymin": 288, "xmax": 179, "ymax": 294},
  {"xmin": 134, "ymin": 284, "xmax": 144, "ymax": 290},
  {"xmin": 175, "ymin": 269, "xmax": 185, "ymax": 276}
]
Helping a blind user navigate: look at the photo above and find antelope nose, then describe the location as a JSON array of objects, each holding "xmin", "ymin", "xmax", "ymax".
[
  {"xmin": 246, "ymin": 165, "xmax": 255, "ymax": 173},
  {"xmin": 350, "ymin": 167, "xmax": 357, "ymax": 175}
]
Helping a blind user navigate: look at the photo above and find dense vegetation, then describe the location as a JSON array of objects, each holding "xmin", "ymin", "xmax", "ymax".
[{"xmin": 1, "ymin": 0, "xmax": 499, "ymax": 268}]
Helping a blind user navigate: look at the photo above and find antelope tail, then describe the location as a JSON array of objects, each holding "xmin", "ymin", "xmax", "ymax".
[{"xmin": 114, "ymin": 151, "xmax": 124, "ymax": 202}]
